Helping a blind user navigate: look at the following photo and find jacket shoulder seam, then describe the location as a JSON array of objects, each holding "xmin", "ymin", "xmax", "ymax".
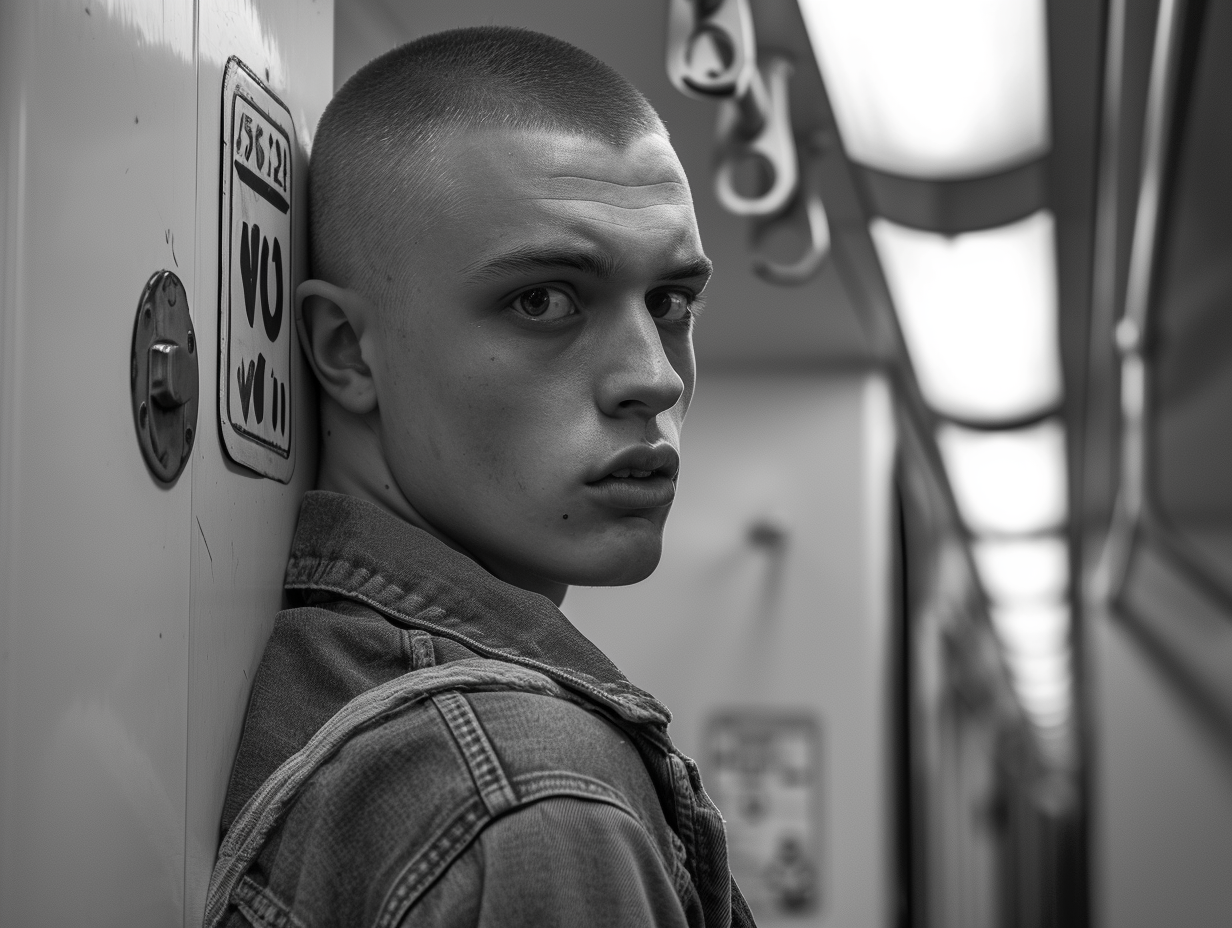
[{"xmin": 380, "ymin": 775, "xmax": 679, "ymax": 928}]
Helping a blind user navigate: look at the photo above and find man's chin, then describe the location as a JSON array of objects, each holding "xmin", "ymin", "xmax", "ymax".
[
  {"xmin": 475, "ymin": 515, "xmax": 668, "ymax": 593},
  {"xmin": 552, "ymin": 537, "xmax": 665, "ymax": 588}
]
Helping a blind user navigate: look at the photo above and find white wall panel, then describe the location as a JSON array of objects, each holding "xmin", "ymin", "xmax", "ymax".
[
  {"xmin": 0, "ymin": 4, "xmax": 332, "ymax": 925},
  {"xmin": 1092, "ymin": 608, "xmax": 1232, "ymax": 928},
  {"xmin": 0, "ymin": 3, "xmax": 198, "ymax": 924}
]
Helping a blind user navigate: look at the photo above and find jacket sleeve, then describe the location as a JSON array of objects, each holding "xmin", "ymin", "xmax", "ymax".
[{"xmin": 403, "ymin": 796, "xmax": 692, "ymax": 928}]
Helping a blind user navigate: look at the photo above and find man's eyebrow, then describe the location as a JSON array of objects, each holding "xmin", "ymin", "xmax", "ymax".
[
  {"xmin": 661, "ymin": 256, "xmax": 714, "ymax": 283},
  {"xmin": 462, "ymin": 246, "xmax": 619, "ymax": 283}
]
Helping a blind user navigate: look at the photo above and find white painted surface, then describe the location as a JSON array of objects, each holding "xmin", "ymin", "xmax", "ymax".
[
  {"xmin": 1092, "ymin": 608, "xmax": 1232, "ymax": 928},
  {"xmin": 563, "ymin": 372, "xmax": 896, "ymax": 928},
  {"xmin": 0, "ymin": 3, "xmax": 197, "ymax": 924},
  {"xmin": 0, "ymin": 3, "xmax": 331, "ymax": 925}
]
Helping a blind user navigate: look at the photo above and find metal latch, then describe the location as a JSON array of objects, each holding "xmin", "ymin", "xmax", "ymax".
[{"xmin": 130, "ymin": 270, "xmax": 198, "ymax": 482}]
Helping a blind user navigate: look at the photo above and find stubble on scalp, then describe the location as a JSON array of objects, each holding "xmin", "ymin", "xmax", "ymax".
[{"xmin": 308, "ymin": 26, "xmax": 669, "ymax": 317}]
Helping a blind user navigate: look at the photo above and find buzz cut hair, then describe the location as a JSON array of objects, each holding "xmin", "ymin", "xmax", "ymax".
[{"xmin": 309, "ymin": 26, "xmax": 668, "ymax": 291}]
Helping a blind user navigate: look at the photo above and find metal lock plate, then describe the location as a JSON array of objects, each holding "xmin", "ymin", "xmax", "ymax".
[{"xmin": 131, "ymin": 270, "xmax": 198, "ymax": 482}]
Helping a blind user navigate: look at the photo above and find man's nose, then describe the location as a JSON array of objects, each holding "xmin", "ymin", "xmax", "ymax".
[{"xmin": 595, "ymin": 304, "xmax": 687, "ymax": 420}]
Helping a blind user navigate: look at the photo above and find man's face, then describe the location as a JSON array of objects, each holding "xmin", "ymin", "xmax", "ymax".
[{"xmin": 368, "ymin": 129, "xmax": 709, "ymax": 595}]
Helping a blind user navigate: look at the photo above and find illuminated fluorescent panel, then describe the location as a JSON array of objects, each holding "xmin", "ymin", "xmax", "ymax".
[
  {"xmin": 797, "ymin": 0, "xmax": 1050, "ymax": 177},
  {"xmin": 991, "ymin": 601, "xmax": 1070, "ymax": 658},
  {"xmin": 938, "ymin": 419, "xmax": 1067, "ymax": 535},
  {"xmin": 1008, "ymin": 651, "xmax": 1071, "ymax": 711},
  {"xmin": 975, "ymin": 537, "xmax": 1069, "ymax": 604},
  {"xmin": 872, "ymin": 212, "xmax": 1061, "ymax": 422},
  {"xmin": 1008, "ymin": 644, "xmax": 1069, "ymax": 689},
  {"xmin": 1020, "ymin": 690, "xmax": 1070, "ymax": 726},
  {"xmin": 993, "ymin": 601, "xmax": 1072, "ymax": 727}
]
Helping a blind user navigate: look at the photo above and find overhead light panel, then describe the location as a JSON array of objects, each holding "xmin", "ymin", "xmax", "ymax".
[
  {"xmin": 797, "ymin": 0, "xmax": 1050, "ymax": 177},
  {"xmin": 1008, "ymin": 650, "xmax": 1071, "ymax": 711},
  {"xmin": 938, "ymin": 419, "xmax": 1068, "ymax": 535},
  {"xmin": 975, "ymin": 537, "xmax": 1069, "ymax": 605},
  {"xmin": 991, "ymin": 601, "xmax": 1070, "ymax": 658},
  {"xmin": 872, "ymin": 212, "xmax": 1061, "ymax": 423},
  {"xmin": 994, "ymin": 601, "xmax": 1072, "ymax": 726}
]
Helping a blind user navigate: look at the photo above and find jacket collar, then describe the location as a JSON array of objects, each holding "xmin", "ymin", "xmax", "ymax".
[{"xmin": 284, "ymin": 491, "xmax": 671, "ymax": 729}]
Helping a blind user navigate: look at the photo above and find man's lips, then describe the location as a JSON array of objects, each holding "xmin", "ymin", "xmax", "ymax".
[
  {"xmin": 585, "ymin": 444, "xmax": 680, "ymax": 510},
  {"xmin": 586, "ymin": 474, "xmax": 677, "ymax": 509},
  {"xmin": 589, "ymin": 444, "xmax": 680, "ymax": 483}
]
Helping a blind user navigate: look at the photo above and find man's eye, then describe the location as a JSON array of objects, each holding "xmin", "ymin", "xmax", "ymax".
[
  {"xmin": 510, "ymin": 286, "xmax": 577, "ymax": 321},
  {"xmin": 646, "ymin": 290, "xmax": 692, "ymax": 321}
]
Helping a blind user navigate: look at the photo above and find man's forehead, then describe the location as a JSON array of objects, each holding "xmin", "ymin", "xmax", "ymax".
[
  {"xmin": 444, "ymin": 128, "xmax": 694, "ymax": 208},
  {"xmin": 379, "ymin": 127, "xmax": 706, "ymax": 290},
  {"xmin": 526, "ymin": 174, "xmax": 692, "ymax": 210}
]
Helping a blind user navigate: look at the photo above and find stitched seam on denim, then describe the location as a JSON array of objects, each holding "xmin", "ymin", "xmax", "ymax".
[
  {"xmin": 509, "ymin": 771, "xmax": 640, "ymax": 818},
  {"xmin": 204, "ymin": 661, "xmax": 561, "ymax": 928},
  {"xmin": 395, "ymin": 626, "xmax": 409, "ymax": 667},
  {"xmin": 232, "ymin": 875, "xmax": 307, "ymax": 928},
  {"xmin": 433, "ymin": 692, "xmax": 517, "ymax": 816},
  {"xmin": 668, "ymin": 830, "xmax": 696, "ymax": 909},
  {"xmin": 679, "ymin": 752, "xmax": 722, "ymax": 906},
  {"xmin": 283, "ymin": 566, "xmax": 670, "ymax": 726},
  {"xmin": 377, "ymin": 774, "xmax": 667, "ymax": 928},
  {"xmin": 509, "ymin": 770, "xmax": 697, "ymax": 911},
  {"xmin": 374, "ymin": 795, "xmax": 490, "ymax": 928},
  {"xmin": 668, "ymin": 753, "xmax": 707, "ymax": 899}
]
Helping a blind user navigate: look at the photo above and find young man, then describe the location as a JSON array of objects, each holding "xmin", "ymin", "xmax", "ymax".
[{"xmin": 208, "ymin": 27, "xmax": 754, "ymax": 928}]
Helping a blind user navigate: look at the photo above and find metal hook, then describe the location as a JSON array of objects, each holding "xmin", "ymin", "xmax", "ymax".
[
  {"xmin": 714, "ymin": 57, "xmax": 798, "ymax": 218},
  {"xmin": 752, "ymin": 144, "xmax": 831, "ymax": 286},
  {"xmin": 666, "ymin": 0, "xmax": 757, "ymax": 99}
]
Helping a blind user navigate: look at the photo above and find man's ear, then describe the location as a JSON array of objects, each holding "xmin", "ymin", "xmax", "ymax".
[{"xmin": 296, "ymin": 279, "xmax": 378, "ymax": 415}]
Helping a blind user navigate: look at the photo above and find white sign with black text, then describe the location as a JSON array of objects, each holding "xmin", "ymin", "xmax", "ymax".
[
  {"xmin": 707, "ymin": 711, "xmax": 823, "ymax": 920},
  {"xmin": 218, "ymin": 58, "xmax": 296, "ymax": 482}
]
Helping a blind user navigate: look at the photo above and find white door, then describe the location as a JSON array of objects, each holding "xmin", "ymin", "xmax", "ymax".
[{"xmin": 0, "ymin": 4, "xmax": 332, "ymax": 925}]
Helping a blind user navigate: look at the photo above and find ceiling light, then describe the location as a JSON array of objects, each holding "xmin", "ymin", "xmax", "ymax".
[
  {"xmin": 938, "ymin": 419, "xmax": 1068, "ymax": 534},
  {"xmin": 1008, "ymin": 651, "xmax": 1071, "ymax": 717},
  {"xmin": 797, "ymin": 0, "xmax": 1050, "ymax": 177},
  {"xmin": 1030, "ymin": 705, "xmax": 1072, "ymax": 728},
  {"xmin": 872, "ymin": 212, "xmax": 1061, "ymax": 422},
  {"xmin": 975, "ymin": 537, "xmax": 1069, "ymax": 604},
  {"xmin": 1009, "ymin": 649, "xmax": 1070, "ymax": 690},
  {"xmin": 991, "ymin": 601, "xmax": 1070, "ymax": 657},
  {"xmin": 1020, "ymin": 690, "xmax": 1070, "ymax": 719},
  {"xmin": 1015, "ymin": 684, "xmax": 1071, "ymax": 723}
]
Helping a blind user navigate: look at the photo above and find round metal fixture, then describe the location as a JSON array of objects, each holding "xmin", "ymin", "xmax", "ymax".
[{"xmin": 130, "ymin": 270, "xmax": 198, "ymax": 482}]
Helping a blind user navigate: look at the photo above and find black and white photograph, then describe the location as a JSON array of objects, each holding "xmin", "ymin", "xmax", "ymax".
[{"xmin": 2, "ymin": 1, "xmax": 1230, "ymax": 926}]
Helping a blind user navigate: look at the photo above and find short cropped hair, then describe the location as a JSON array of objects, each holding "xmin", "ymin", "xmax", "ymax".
[{"xmin": 310, "ymin": 27, "xmax": 667, "ymax": 291}]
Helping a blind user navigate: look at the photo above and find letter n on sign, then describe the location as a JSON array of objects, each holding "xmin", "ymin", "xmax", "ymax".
[{"xmin": 217, "ymin": 57, "xmax": 296, "ymax": 482}]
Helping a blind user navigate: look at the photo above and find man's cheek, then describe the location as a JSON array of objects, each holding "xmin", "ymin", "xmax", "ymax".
[{"xmin": 457, "ymin": 403, "xmax": 553, "ymax": 495}]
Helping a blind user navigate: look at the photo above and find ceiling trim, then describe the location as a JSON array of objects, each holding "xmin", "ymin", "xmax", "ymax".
[{"xmin": 857, "ymin": 157, "xmax": 1049, "ymax": 234}]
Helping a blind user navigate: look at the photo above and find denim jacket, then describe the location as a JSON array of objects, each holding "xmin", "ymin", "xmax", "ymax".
[{"xmin": 208, "ymin": 491, "xmax": 755, "ymax": 928}]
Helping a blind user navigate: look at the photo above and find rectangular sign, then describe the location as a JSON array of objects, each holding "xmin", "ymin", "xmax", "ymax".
[
  {"xmin": 706, "ymin": 711, "xmax": 823, "ymax": 919},
  {"xmin": 218, "ymin": 58, "xmax": 296, "ymax": 482}
]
